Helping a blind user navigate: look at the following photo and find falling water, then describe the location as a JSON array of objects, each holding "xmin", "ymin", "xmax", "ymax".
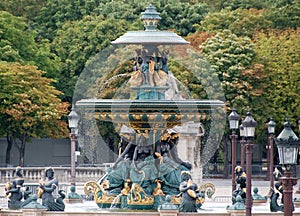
[{"xmin": 110, "ymin": 193, "xmax": 122, "ymax": 209}]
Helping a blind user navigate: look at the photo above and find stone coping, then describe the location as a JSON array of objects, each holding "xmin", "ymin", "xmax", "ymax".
[{"xmin": 0, "ymin": 209, "xmax": 297, "ymax": 216}]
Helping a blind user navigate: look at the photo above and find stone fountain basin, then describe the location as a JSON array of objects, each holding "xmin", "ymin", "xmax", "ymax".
[{"xmin": 76, "ymin": 99, "xmax": 224, "ymax": 130}]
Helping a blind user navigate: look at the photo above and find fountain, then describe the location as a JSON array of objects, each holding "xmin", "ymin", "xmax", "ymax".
[{"xmin": 76, "ymin": 4, "xmax": 224, "ymax": 211}]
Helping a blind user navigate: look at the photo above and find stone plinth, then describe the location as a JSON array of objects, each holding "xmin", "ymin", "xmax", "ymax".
[
  {"xmin": 158, "ymin": 209, "xmax": 179, "ymax": 216},
  {"xmin": 64, "ymin": 198, "xmax": 83, "ymax": 204},
  {"xmin": 22, "ymin": 209, "xmax": 46, "ymax": 216}
]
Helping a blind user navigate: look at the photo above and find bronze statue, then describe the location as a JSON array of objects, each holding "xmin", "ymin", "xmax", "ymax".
[
  {"xmin": 130, "ymin": 132, "xmax": 158, "ymax": 195},
  {"xmin": 67, "ymin": 185, "xmax": 82, "ymax": 199},
  {"xmin": 38, "ymin": 167, "xmax": 65, "ymax": 211},
  {"xmin": 178, "ymin": 171, "xmax": 200, "ymax": 212},
  {"xmin": 104, "ymin": 135, "xmax": 136, "ymax": 194},
  {"xmin": 232, "ymin": 166, "xmax": 246, "ymax": 204},
  {"xmin": 270, "ymin": 166, "xmax": 285, "ymax": 212},
  {"xmin": 5, "ymin": 166, "xmax": 33, "ymax": 209},
  {"xmin": 156, "ymin": 131, "xmax": 192, "ymax": 194}
]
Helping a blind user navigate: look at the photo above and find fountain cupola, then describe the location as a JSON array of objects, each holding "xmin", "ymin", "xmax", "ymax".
[
  {"xmin": 141, "ymin": 4, "xmax": 161, "ymax": 31},
  {"xmin": 111, "ymin": 4, "xmax": 188, "ymax": 45}
]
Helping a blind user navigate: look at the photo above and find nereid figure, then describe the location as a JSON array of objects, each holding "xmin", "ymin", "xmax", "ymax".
[
  {"xmin": 5, "ymin": 166, "xmax": 33, "ymax": 209},
  {"xmin": 38, "ymin": 167, "xmax": 65, "ymax": 211}
]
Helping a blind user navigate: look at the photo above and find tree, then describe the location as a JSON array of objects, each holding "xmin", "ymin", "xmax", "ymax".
[
  {"xmin": 0, "ymin": 11, "xmax": 36, "ymax": 63},
  {"xmin": 0, "ymin": 11, "xmax": 62, "ymax": 81},
  {"xmin": 0, "ymin": 62, "xmax": 69, "ymax": 166},
  {"xmin": 198, "ymin": 29, "xmax": 266, "ymax": 166},
  {"xmin": 197, "ymin": 8, "xmax": 271, "ymax": 38},
  {"xmin": 200, "ymin": 29, "xmax": 264, "ymax": 110},
  {"xmin": 262, "ymin": 0, "xmax": 300, "ymax": 29},
  {"xmin": 51, "ymin": 16, "xmax": 129, "ymax": 102},
  {"xmin": 158, "ymin": 1, "xmax": 210, "ymax": 36},
  {"xmin": 0, "ymin": 0, "xmax": 47, "ymax": 21},
  {"xmin": 253, "ymin": 29, "xmax": 300, "ymax": 130}
]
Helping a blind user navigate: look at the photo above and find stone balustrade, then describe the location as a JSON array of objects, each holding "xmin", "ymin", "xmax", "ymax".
[{"xmin": 0, "ymin": 166, "xmax": 106, "ymax": 184}]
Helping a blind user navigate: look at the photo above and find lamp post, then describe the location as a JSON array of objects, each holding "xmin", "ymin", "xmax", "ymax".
[
  {"xmin": 242, "ymin": 111, "xmax": 257, "ymax": 216},
  {"xmin": 228, "ymin": 108, "xmax": 240, "ymax": 194},
  {"xmin": 267, "ymin": 118, "xmax": 276, "ymax": 195},
  {"xmin": 68, "ymin": 106, "xmax": 79, "ymax": 186},
  {"xmin": 275, "ymin": 116, "xmax": 299, "ymax": 216},
  {"xmin": 239, "ymin": 120, "xmax": 245, "ymax": 169},
  {"xmin": 297, "ymin": 120, "xmax": 300, "ymax": 194}
]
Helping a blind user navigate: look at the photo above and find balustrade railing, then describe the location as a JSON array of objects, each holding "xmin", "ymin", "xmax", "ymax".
[{"xmin": 0, "ymin": 166, "xmax": 106, "ymax": 184}]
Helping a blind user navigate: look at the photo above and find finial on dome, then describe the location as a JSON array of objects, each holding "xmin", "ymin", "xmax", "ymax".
[{"xmin": 141, "ymin": 4, "xmax": 161, "ymax": 31}]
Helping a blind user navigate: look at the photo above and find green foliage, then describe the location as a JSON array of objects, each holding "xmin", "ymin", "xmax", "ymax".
[
  {"xmin": 200, "ymin": 30, "xmax": 264, "ymax": 110},
  {"xmin": 0, "ymin": 11, "xmax": 62, "ymax": 80},
  {"xmin": 197, "ymin": 8, "xmax": 271, "ymax": 38},
  {"xmin": 168, "ymin": 61, "xmax": 206, "ymax": 99},
  {"xmin": 0, "ymin": 62, "xmax": 69, "ymax": 137},
  {"xmin": 0, "ymin": 11, "xmax": 36, "ymax": 63},
  {"xmin": 217, "ymin": 0, "xmax": 267, "ymax": 10},
  {"xmin": 35, "ymin": 0, "xmax": 104, "ymax": 40},
  {"xmin": 0, "ymin": 0, "xmax": 47, "ymax": 21},
  {"xmin": 253, "ymin": 29, "xmax": 300, "ymax": 130},
  {"xmin": 262, "ymin": 0, "xmax": 300, "ymax": 29},
  {"xmin": 158, "ymin": 1, "xmax": 210, "ymax": 35},
  {"xmin": 52, "ymin": 16, "xmax": 129, "ymax": 102},
  {"xmin": 0, "ymin": 62, "xmax": 69, "ymax": 165},
  {"xmin": 34, "ymin": 0, "xmax": 209, "ymax": 40}
]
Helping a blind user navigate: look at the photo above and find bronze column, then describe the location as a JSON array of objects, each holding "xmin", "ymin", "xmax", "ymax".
[
  {"xmin": 280, "ymin": 171, "xmax": 297, "ymax": 216},
  {"xmin": 230, "ymin": 131, "xmax": 238, "ymax": 194},
  {"xmin": 245, "ymin": 140, "xmax": 254, "ymax": 216}
]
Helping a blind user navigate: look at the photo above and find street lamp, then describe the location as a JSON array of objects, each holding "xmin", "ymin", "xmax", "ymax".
[
  {"xmin": 228, "ymin": 108, "xmax": 240, "ymax": 194},
  {"xmin": 242, "ymin": 111, "xmax": 257, "ymax": 216},
  {"xmin": 68, "ymin": 106, "xmax": 79, "ymax": 186},
  {"xmin": 239, "ymin": 119, "xmax": 245, "ymax": 169},
  {"xmin": 267, "ymin": 118, "xmax": 276, "ymax": 195},
  {"xmin": 275, "ymin": 116, "xmax": 299, "ymax": 216}
]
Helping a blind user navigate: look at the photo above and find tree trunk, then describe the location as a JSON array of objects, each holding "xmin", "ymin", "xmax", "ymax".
[
  {"xmin": 5, "ymin": 133, "xmax": 13, "ymax": 166},
  {"xmin": 15, "ymin": 133, "xmax": 27, "ymax": 166},
  {"xmin": 19, "ymin": 134, "xmax": 26, "ymax": 166}
]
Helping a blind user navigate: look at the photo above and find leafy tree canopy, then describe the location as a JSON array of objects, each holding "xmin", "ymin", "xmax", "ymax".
[
  {"xmin": 0, "ymin": 62, "xmax": 69, "ymax": 165},
  {"xmin": 34, "ymin": 0, "xmax": 210, "ymax": 40},
  {"xmin": 0, "ymin": 11, "xmax": 62, "ymax": 80},
  {"xmin": 200, "ymin": 30, "xmax": 265, "ymax": 110},
  {"xmin": 262, "ymin": 0, "xmax": 300, "ymax": 29},
  {"xmin": 197, "ymin": 8, "xmax": 271, "ymax": 38},
  {"xmin": 253, "ymin": 28, "xmax": 300, "ymax": 128},
  {"xmin": 51, "ymin": 16, "xmax": 129, "ymax": 102},
  {"xmin": 0, "ymin": 0, "xmax": 47, "ymax": 21},
  {"xmin": 0, "ymin": 62, "xmax": 69, "ymax": 138}
]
